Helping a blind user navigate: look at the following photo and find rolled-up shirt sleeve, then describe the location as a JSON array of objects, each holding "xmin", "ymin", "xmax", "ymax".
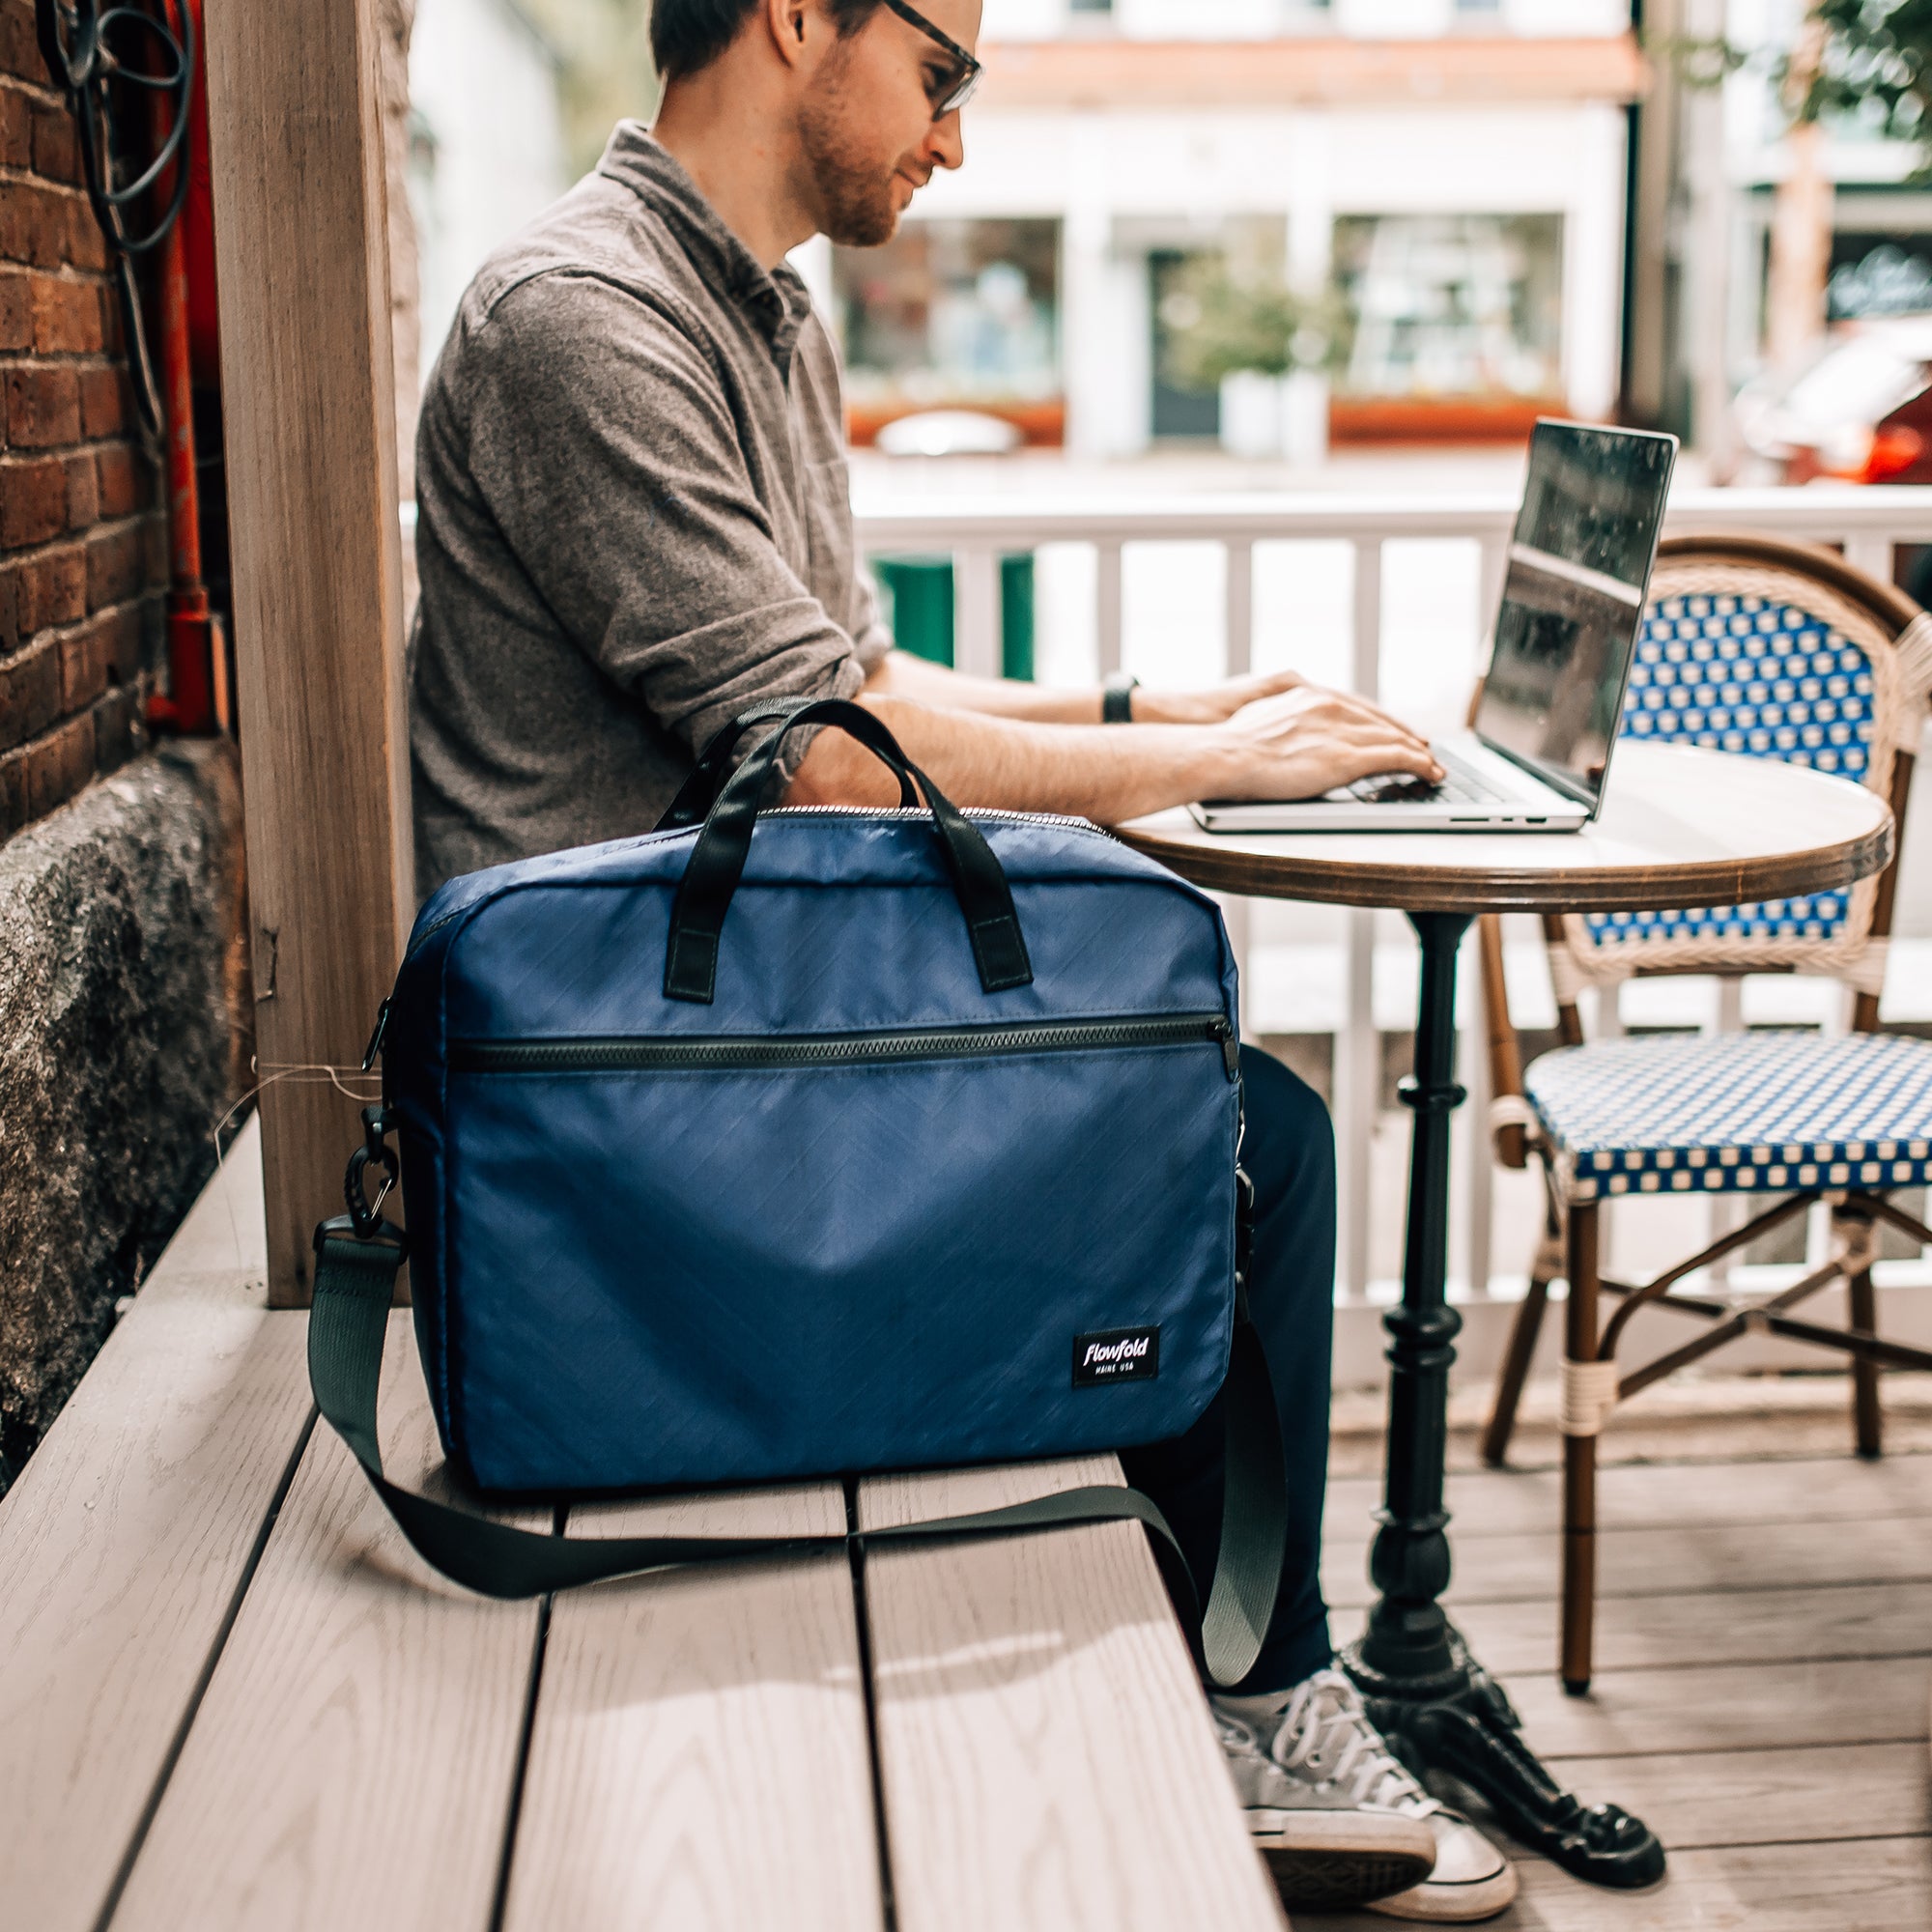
[{"xmin": 464, "ymin": 273, "xmax": 867, "ymax": 763}]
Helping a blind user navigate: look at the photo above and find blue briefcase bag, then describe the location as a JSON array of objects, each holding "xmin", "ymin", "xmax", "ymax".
[{"xmin": 307, "ymin": 699, "xmax": 1285, "ymax": 1684}]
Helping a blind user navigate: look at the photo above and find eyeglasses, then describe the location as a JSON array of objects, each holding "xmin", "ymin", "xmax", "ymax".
[{"xmin": 879, "ymin": 0, "xmax": 981, "ymax": 118}]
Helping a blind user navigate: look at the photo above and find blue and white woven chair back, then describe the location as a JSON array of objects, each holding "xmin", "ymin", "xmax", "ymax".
[{"xmin": 1548, "ymin": 558, "xmax": 1932, "ymax": 1009}]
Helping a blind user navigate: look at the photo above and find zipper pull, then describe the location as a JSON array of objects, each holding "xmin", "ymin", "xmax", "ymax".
[{"xmin": 1214, "ymin": 1016, "xmax": 1239, "ymax": 1079}]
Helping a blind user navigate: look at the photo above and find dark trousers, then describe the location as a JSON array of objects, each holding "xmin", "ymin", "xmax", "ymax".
[{"xmin": 1123, "ymin": 1043, "xmax": 1336, "ymax": 1692}]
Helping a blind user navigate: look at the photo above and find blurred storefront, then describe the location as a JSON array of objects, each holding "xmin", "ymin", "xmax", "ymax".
[{"xmin": 813, "ymin": 0, "xmax": 1644, "ymax": 454}]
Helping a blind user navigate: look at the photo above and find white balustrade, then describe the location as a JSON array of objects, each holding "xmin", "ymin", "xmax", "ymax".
[{"xmin": 856, "ymin": 484, "xmax": 1932, "ymax": 1308}]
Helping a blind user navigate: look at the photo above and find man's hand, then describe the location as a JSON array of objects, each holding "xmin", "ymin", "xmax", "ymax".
[
  {"xmin": 1131, "ymin": 668, "xmax": 1308, "ymax": 725},
  {"xmin": 1208, "ymin": 684, "xmax": 1443, "ymax": 800}
]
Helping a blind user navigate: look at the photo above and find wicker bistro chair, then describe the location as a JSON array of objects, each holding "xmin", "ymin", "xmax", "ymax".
[{"xmin": 1477, "ymin": 534, "xmax": 1932, "ymax": 1694}]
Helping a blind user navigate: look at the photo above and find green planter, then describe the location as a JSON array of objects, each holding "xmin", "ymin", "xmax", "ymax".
[{"xmin": 872, "ymin": 554, "xmax": 1035, "ymax": 682}]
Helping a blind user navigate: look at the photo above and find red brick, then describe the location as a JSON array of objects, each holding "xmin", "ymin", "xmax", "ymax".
[
  {"xmin": 65, "ymin": 199, "xmax": 106, "ymax": 273},
  {"xmin": 142, "ymin": 510, "xmax": 165, "ymax": 585},
  {"xmin": 30, "ymin": 270, "xmax": 100, "ymax": 354},
  {"xmin": 0, "ymin": 182, "xmax": 73, "ymax": 269},
  {"xmin": 99, "ymin": 599, "xmax": 143, "ymax": 683},
  {"xmin": 0, "ymin": 267, "xmax": 28, "ymax": 352},
  {"xmin": 63, "ymin": 448, "xmax": 94, "ymax": 526},
  {"xmin": 57, "ymin": 615, "xmax": 105, "ymax": 710},
  {"xmin": 0, "ymin": 453, "xmax": 67, "ymax": 546},
  {"xmin": 0, "ymin": 2, "xmax": 43, "ymax": 85},
  {"xmin": 0, "ymin": 630, "xmax": 57, "ymax": 750},
  {"xmin": 78, "ymin": 362, "xmax": 124, "ymax": 439},
  {"xmin": 29, "ymin": 99, "xmax": 77, "ymax": 184},
  {"xmin": 15, "ymin": 540, "xmax": 85, "ymax": 632},
  {"xmin": 95, "ymin": 441, "xmax": 143, "ymax": 518},
  {"xmin": 0, "ymin": 81, "xmax": 29, "ymax": 169},
  {"xmin": 85, "ymin": 520, "xmax": 144, "ymax": 610},
  {"xmin": 92, "ymin": 679, "xmax": 136, "ymax": 773},
  {"xmin": 6, "ymin": 362, "xmax": 78, "ymax": 446},
  {"xmin": 0, "ymin": 740, "xmax": 25, "ymax": 836},
  {"xmin": 23, "ymin": 707, "xmax": 93, "ymax": 816}
]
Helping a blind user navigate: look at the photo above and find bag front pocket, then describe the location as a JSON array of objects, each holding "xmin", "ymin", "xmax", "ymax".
[{"xmin": 438, "ymin": 1014, "xmax": 1240, "ymax": 1494}]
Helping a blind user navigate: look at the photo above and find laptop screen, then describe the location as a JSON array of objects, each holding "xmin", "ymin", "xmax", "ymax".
[{"xmin": 1473, "ymin": 420, "xmax": 1678, "ymax": 810}]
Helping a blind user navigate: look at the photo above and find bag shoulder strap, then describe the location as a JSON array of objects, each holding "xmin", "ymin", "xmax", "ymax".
[{"xmin": 308, "ymin": 1218, "xmax": 1286, "ymax": 1690}]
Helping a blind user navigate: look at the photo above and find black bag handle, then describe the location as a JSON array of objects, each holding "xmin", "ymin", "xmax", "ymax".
[
  {"xmin": 306, "ymin": 1201, "xmax": 1286, "ymax": 1691},
  {"xmin": 658, "ymin": 696, "xmax": 919, "ymax": 830},
  {"xmin": 663, "ymin": 696, "xmax": 1033, "ymax": 1005}
]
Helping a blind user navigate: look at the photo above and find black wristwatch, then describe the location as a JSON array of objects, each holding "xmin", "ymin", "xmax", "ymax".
[{"xmin": 1102, "ymin": 670, "xmax": 1140, "ymax": 724}]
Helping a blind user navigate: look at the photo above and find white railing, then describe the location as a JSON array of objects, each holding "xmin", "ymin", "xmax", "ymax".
[{"xmin": 854, "ymin": 484, "xmax": 1932, "ymax": 1315}]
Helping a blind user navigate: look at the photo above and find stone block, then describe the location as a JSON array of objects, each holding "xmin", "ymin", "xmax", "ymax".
[{"xmin": 0, "ymin": 741, "xmax": 245, "ymax": 1495}]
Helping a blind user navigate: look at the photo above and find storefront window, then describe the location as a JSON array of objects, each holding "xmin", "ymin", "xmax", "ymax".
[
  {"xmin": 1333, "ymin": 213, "xmax": 1563, "ymax": 401},
  {"xmin": 833, "ymin": 217, "xmax": 1062, "ymax": 444}
]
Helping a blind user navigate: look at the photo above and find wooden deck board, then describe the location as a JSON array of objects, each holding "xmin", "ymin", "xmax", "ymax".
[
  {"xmin": 111, "ymin": 1316, "xmax": 544, "ymax": 1932},
  {"xmin": 498, "ymin": 1484, "xmax": 883, "ymax": 1932},
  {"xmin": 856, "ymin": 1456, "xmax": 1286, "ymax": 1932},
  {"xmin": 1454, "ymin": 1577, "xmax": 1932, "ymax": 1676},
  {"xmin": 1320, "ymin": 1835, "xmax": 1932, "ymax": 1931},
  {"xmin": 1323, "ymin": 1513, "xmax": 1932, "ymax": 1608},
  {"xmin": 1500, "ymin": 1654, "xmax": 1932, "ymax": 1758},
  {"xmin": 1328, "ymin": 1450, "xmax": 1932, "ymax": 1540},
  {"xmin": 1517, "ymin": 1741, "xmax": 1932, "ymax": 1850},
  {"xmin": 0, "ymin": 1120, "xmax": 315, "ymax": 1932}
]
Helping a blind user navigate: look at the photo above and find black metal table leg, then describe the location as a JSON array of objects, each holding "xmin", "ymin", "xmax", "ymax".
[{"xmin": 1339, "ymin": 912, "xmax": 1664, "ymax": 1889}]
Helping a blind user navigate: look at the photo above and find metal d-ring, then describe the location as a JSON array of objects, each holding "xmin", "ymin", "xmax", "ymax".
[{"xmin": 344, "ymin": 1104, "xmax": 398, "ymax": 1237}]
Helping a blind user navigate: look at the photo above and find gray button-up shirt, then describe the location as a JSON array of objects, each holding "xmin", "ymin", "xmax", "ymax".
[{"xmin": 410, "ymin": 123, "xmax": 890, "ymax": 898}]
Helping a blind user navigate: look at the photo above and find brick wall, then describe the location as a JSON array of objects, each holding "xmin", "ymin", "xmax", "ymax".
[{"xmin": 0, "ymin": 4, "xmax": 163, "ymax": 840}]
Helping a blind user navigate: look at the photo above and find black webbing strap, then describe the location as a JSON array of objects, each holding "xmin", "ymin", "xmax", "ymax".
[{"xmin": 307, "ymin": 1220, "xmax": 1287, "ymax": 1689}]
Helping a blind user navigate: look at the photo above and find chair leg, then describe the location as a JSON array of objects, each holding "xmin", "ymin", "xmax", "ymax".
[
  {"xmin": 1840, "ymin": 1205, "xmax": 1884, "ymax": 1461},
  {"xmin": 1561, "ymin": 1202, "xmax": 1602, "ymax": 1697},
  {"xmin": 1483, "ymin": 1215, "xmax": 1562, "ymax": 1467}
]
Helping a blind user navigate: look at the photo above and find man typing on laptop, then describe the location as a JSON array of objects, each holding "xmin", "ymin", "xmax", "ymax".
[{"xmin": 411, "ymin": 0, "xmax": 1517, "ymax": 1918}]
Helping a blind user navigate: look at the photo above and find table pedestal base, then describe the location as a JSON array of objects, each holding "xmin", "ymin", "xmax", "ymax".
[
  {"xmin": 1344, "ymin": 1631, "xmax": 1664, "ymax": 1887},
  {"xmin": 1339, "ymin": 912, "xmax": 1663, "ymax": 1890}
]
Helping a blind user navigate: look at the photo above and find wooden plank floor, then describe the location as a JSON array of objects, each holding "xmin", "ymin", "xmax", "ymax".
[
  {"xmin": 0, "ymin": 1121, "xmax": 1281, "ymax": 1932},
  {"xmin": 6, "ymin": 1122, "xmax": 1929, "ymax": 1930},
  {"xmin": 1318, "ymin": 1447, "xmax": 1932, "ymax": 1929}
]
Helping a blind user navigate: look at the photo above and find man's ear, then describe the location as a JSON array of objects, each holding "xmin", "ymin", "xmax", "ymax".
[{"xmin": 764, "ymin": 0, "xmax": 816, "ymax": 74}]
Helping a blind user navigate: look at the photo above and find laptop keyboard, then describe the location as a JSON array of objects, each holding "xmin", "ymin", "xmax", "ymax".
[{"xmin": 1347, "ymin": 744, "xmax": 1514, "ymax": 809}]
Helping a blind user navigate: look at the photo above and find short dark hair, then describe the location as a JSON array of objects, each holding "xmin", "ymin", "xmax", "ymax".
[{"xmin": 650, "ymin": 0, "xmax": 882, "ymax": 82}]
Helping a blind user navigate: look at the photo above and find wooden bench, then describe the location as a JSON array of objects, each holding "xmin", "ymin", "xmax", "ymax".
[{"xmin": 0, "ymin": 1118, "xmax": 1287, "ymax": 1932}]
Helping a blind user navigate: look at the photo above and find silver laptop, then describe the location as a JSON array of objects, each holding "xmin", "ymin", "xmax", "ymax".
[{"xmin": 1190, "ymin": 419, "xmax": 1678, "ymax": 834}]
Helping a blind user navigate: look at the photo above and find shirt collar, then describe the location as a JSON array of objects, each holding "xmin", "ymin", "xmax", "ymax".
[{"xmin": 595, "ymin": 121, "xmax": 809, "ymax": 361}]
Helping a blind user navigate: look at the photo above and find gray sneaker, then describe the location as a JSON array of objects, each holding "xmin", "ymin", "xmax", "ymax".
[{"xmin": 1213, "ymin": 1668, "xmax": 1514, "ymax": 1919}]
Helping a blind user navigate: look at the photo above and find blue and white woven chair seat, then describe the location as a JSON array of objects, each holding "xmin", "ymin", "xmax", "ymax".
[{"xmin": 1524, "ymin": 1029, "xmax": 1932, "ymax": 1205}]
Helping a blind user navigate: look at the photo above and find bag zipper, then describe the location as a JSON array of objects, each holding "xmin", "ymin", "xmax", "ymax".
[{"xmin": 451, "ymin": 1012, "xmax": 1238, "ymax": 1079}]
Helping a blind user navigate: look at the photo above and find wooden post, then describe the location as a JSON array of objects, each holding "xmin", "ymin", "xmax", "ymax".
[{"xmin": 203, "ymin": 0, "xmax": 413, "ymax": 1305}]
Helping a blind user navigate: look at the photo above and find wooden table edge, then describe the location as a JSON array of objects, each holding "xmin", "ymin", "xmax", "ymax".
[{"xmin": 1113, "ymin": 816, "xmax": 1895, "ymax": 915}]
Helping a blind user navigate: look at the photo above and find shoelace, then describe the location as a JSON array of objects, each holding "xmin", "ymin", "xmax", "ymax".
[{"xmin": 1268, "ymin": 1670, "xmax": 1442, "ymax": 1816}]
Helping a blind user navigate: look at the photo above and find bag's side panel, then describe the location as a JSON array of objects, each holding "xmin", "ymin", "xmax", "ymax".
[
  {"xmin": 386, "ymin": 915, "xmax": 464, "ymax": 1462},
  {"xmin": 440, "ymin": 1041, "xmax": 1238, "ymax": 1495}
]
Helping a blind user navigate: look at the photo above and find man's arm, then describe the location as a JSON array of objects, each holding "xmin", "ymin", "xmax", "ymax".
[
  {"xmin": 867, "ymin": 647, "xmax": 1339, "ymax": 726},
  {"xmin": 786, "ymin": 684, "xmax": 1443, "ymax": 824}
]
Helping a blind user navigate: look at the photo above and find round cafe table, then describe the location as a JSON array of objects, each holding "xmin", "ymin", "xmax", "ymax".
[{"xmin": 1118, "ymin": 741, "xmax": 1895, "ymax": 1889}]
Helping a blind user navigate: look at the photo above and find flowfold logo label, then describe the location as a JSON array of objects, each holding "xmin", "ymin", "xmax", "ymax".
[{"xmin": 1071, "ymin": 1325, "xmax": 1161, "ymax": 1388}]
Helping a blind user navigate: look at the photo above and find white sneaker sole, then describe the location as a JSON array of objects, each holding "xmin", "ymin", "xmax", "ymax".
[
  {"xmin": 1246, "ymin": 1808, "xmax": 1439, "ymax": 1910},
  {"xmin": 1363, "ymin": 1857, "xmax": 1520, "ymax": 1923}
]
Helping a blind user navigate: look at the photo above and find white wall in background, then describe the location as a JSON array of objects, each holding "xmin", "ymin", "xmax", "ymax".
[
  {"xmin": 410, "ymin": 0, "xmax": 570, "ymax": 389},
  {"xmin": 1502, "ymin": 0, "xmax": 1630, "ymax": 34},
  {"xmin": 916, "ymin": 99, "xmax": 1629, "ymax": 447},
  {"xmin": 980, "ymin": 0, "xmax": 1066, "ymax": 37},
  {"xmin": 1117, "ymin": 0, "xmax": 1286, "ymax": 37}
]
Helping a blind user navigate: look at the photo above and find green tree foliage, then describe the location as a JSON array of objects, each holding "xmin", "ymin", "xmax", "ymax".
[
  {"xmin": 1664, "ymin": 2, "xmax": 1932, "ymax": 147},
  {"xmin": 1160, "ymin": 258, "xmax": 1352, "ymax": 391},
  {"xmin": 517, "ymin": 0, "xmax": 661, "ymax": 180},
  {"xmin": 1801, "ymin": 1, "xmax": 1932, "ymax": 141}
]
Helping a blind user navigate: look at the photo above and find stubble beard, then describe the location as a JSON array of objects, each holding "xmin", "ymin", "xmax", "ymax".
[{"xmin": 797, "ymin": 57, "xmax": 904, "ymax": 248}]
